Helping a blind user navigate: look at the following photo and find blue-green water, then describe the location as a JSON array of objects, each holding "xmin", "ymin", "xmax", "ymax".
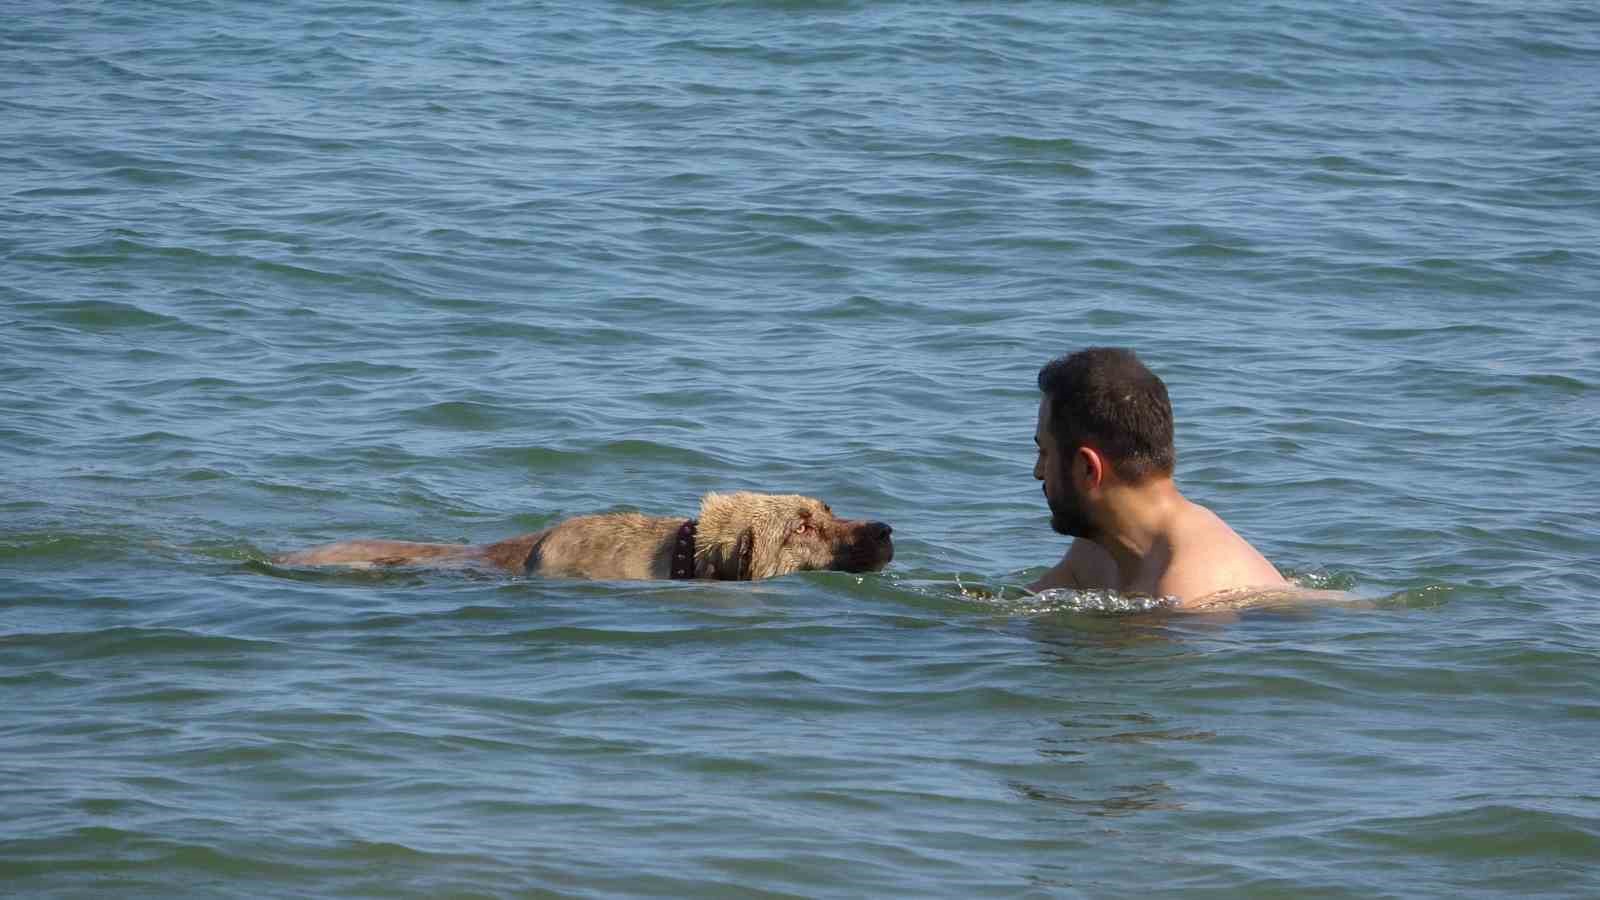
[{"xmin": 4, "ymin": 2, "xmax": 1599, "ymax": 896}]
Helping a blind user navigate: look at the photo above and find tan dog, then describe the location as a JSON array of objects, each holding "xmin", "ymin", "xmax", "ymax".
[{"xmin": 274, "ymin": 491, "xmax": 894, "ymax": 581}]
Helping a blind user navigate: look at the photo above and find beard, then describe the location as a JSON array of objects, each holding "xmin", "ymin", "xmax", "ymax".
[{"xmin": 1045, "ymin": 463, "xmax": 1097, "ymax": 540}]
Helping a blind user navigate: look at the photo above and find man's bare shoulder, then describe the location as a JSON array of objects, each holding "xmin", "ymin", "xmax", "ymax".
[
  {"xmin": 1157, "ymin": 503, "xmax": 1287, "ymax": 602},
  {"xmin": 1028, "ymin": 538, "xmax": 1117, "ymax": 592}
]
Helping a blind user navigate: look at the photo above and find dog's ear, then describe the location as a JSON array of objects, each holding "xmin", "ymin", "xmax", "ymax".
[
  {"xmin": 746, "ymin": 515, "xmax": 793, "ymax": 580},
  {"xmin": 735, "ymin": 527, "xmax": 755, "ymax": 581},
  {"xmin": 695, "ymin": 492, "xmax": 798, "ymax": 580},
  {"xmin": 703, "ymin": 526, "xmax": 756, "ymax": 580}
]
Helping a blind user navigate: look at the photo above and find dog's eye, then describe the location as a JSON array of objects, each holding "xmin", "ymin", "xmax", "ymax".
[{"xmin": 794, "ymin": 522, "xmax": 810, "ymax": 534}]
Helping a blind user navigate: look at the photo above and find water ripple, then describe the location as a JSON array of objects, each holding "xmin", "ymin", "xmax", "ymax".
[{"xmin": 4, "ymin": 0, "xmax": 1599, "ymax": 895}]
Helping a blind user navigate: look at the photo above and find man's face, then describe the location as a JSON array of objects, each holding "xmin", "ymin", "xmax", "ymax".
[{"xmin": 1034, "ymin": 395, "xmax": 1094, "ymax": 538}]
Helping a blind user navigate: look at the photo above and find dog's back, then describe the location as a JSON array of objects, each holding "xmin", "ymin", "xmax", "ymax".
[
  {"xmin": 513, "ymin": 513, "xmax": 680, "ymax": 580},
  {"xmin": 273, "ymin": 539, "xmax": 482, "ymax": 569}
]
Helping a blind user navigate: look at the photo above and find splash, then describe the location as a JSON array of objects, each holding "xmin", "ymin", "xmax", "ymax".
[
  {"xmin": 1015, "ymin": 588, "xmax": 1180, "ymax": 616},
  {"xmin": 926, "ymin": 573, "xmax": 1180, "ymax": 616}
]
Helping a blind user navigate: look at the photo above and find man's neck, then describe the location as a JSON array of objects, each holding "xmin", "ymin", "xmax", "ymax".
[{"xmin": 1091, "ymin": 477, "xmax": 1187, "ymax": 587}]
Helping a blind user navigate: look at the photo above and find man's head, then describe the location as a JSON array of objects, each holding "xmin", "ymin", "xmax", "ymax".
[{"xmin": 1034, "ymin": 348, "xmax": 1176, "ymax": 537}]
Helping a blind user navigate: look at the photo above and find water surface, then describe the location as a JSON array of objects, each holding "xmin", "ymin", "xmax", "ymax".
[{"xmin": 4, "ymin": 1, "xmax": 1599, "ymax": 896}]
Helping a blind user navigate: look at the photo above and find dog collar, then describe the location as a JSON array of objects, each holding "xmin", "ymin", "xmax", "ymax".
[
  {"xmin": 671, "ymin": 519, "xmax": 697, "ymax": 579},
  {"xmin": 672, "ymin": 518, "xmax": 755, "ymax": 580}
]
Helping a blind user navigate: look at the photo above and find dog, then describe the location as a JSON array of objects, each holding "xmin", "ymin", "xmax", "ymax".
[{"xmin": 274, "ymin": 491, "xmax": 894, "ymax": 581}]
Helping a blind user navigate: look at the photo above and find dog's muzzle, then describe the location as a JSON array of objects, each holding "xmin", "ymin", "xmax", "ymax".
[{"xmin": 843, "ymin": 521, "xmax": 894, "ymax": 572}]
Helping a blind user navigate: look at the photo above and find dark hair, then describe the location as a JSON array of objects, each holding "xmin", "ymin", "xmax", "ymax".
[{"xmin": 1037, "ymin": 347, "xmax": 1175, "ymax": 482}]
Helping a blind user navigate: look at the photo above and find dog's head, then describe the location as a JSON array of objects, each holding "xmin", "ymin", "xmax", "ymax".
[{"xmin": 695, "ymin": 492, "xmax": 893, "ymax": 580}]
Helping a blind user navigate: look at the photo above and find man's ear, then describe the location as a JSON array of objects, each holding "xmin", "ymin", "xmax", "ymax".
[{"xmin": 1075, "ymin": 445, "xmax": 1106, "ymax": 490}]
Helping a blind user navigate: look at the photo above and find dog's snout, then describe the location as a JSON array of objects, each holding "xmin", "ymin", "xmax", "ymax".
[{"xmin": 838, "ymin": 519, "xmax": 894, "ymax": 573}]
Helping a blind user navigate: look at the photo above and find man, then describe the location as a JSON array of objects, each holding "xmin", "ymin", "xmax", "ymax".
[{"xmin": 1029, "ymin": 347, "xmax": 1288, "ymax": 605}]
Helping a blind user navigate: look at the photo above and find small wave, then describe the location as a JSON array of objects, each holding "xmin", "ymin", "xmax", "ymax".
[
  {"xmin": 892, "ymin": 572, "xmax": 1177, "ymax": 616},
  {"xmin": 988, "ymin": 135, "xmax": 1107, "ymax": 160},
  {"xmin": 1372, "ymin": 584, "xmax": 1456, "ymax": 609},
  {"xmin": 400, "ymin": 400, "xmax": 518, "ymax": 431},
  {"xmin": 926, "ymin": 567, "xmax": 1413, "ymax": 616},
  {"xmin": 1016, "ymin": 589, "xmax": 1179, "ymax": 615},
  {"xmin": 812, "ymin": 294, "xmax": 930, "ymax": 320},
  {"xmin": 0, "ymin": 530, "xmax": 144, "ymax": 565},
  {"xmin": 12, "ymin": 298, "xmax": 184, "ymax": 331},
  {"xmin": 0, "ymin": 627, "xmax": 281, "ymax": 663},
  {"xmin": 1163, "ymin": 242, "xmax": 1265, "ymax": 260},
  {"xmin": 1285, "ymin": 569, "xmax": 1359, "ymax": 592}
]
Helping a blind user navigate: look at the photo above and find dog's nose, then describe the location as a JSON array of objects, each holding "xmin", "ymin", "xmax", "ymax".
[{"xmin": 867, "ymin": 522, "xmax": 892, "ymax": 541}]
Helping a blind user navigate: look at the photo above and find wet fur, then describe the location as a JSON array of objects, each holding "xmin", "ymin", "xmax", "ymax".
[{"xmin": 274, "ymin": 491, "xmax": 893, "ymax": 581}]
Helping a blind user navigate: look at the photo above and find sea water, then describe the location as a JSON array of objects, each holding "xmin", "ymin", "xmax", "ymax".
[{"xmin": 3, "ymin": 2, "xmax": 1598, "ymax": 896}]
